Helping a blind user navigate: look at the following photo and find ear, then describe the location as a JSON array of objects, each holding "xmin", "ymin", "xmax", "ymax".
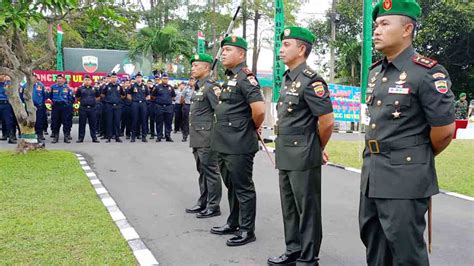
[
  {"xmin": 403, "ymin": 22, "xmax": 414, "ymax": 38},
  {"xmin": 299, "ymin": 43, "xmax": 306, "ymax": 57}
]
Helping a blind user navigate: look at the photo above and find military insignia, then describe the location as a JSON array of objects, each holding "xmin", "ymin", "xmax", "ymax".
[
  {"xmin": 312, "ymin": 81, "xmax": 323, "ymax": 87},
  {"xmin": 296, "ymin": 81, "xmax": 301, "ymax": 88},
  {"xmin": 366, "ymin": 95, "xmax": 372, "ymax": 103},
  {"xmin": 392, "ymin": 110, "xmax": 401, "ymax": 119},
  {"xmin": 399, "ymin": 72, "xmax": 407, "ymax": 80},
  {"xmin": 370, "ymin": 76, "xmax": 377, "ymax": 83},
  {"xmin": 227, "ymin": 80, "xmax": 237, "ymax": 86},
  {"xmin": 303, "ymin": 68, "xmax": 316, "ymax": 78},
  {"xmin": 287, "ymin": 107, "xmax": 293, "ymax": 112},
  {"xmin": 388, "ymin": 87, "xmax": 410, "ymax": 94},
  {"xmin": 434, "ymin": 80, "xmax": 448, "ymax": 94},
  {"xmin": 284, "ymin": 29, "xmax": 291, "ymax": 36},
  {"xmin": 134, "ymin": 88, "xmax": 138, "ymax": 93},
  {"xmin": 314, "ymin": 86, "xmax": 325, "ymax": 97},
  {"xmin": 213, "ymin": 86, "xmax": 222, "ymax": 97},
  {"xmin": 432, "ymin": 72, "xmax": 446, "ymax": 79},
  {"xmin": 248, "ymin": 76, "xmax": 259, "ymax": 86},
  {"xmin": 383, "ymin": 0, "xmax": 392, "ymax": 11},
  {"xmin": 194, "ymin": 54, "xmax": 199, "ymax": 60},
  {"xmin": 368, "ymin": 83, "xmax": 375, "ymax": 87},
  {"xmin": 231, "ymin": 35, "xmax": 237, "ymax": 42},
  {"xmin": 412, "ymin": 55, "xmax": 438, "ymax": 69}
]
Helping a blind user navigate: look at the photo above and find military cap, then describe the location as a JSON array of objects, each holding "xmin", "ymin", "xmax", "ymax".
[
  {"xmin": 190, "ymin": 53, "xmax": 213, "ymax": 64},
  {"xmin": 56, "ymin": 74, "xmax": 64, "ymax": 78},
  {"xmin": 221, "ymin": 35, "xmax": 248, "ymax": 50},
  {"xmin": 372, "ymin": 0, "xmax": 421, "ymax": 21},
  {"xmin": 84, "ymin": 75, "xmax": 91, "ymax": 79},
  {"xmin": 135, "ymin": 72, "xmax": 143, "ymax": 77},
  {"xmin": 280, "ymin": 26, "xmax": 316, "ymax": 45},
  {"xmin": 110, "ymin": 72, "xmax": 117, "ymax": 76},
  {"xmin": 154, "ymin": 75, "xmax": 161, "ymax": 79},
  {"xmin": 162, "ymin": 73, "xmax": 169, "ymax": 78}
]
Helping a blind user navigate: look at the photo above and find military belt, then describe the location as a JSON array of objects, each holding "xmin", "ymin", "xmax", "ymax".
[
  {"xmin": 273, "ymin": 124, "xmax": 315, "ymax": 135},
  {"xmin": 366, "ymin": 134, "xmax": 430, "ymax": 154},
  {"xmin": 215, "ymin": 113, "xmax": 251, "ymax": 122},
  {"xmin": 0, "ymin": 100, "xmax": 9, "ymax": 104}
]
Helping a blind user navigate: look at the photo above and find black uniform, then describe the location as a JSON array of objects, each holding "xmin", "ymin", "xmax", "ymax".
[
  {"xmin": 152, "ymin": 83, "xmax": 176, "ymax": 140},
  {"xmin": 101, "ymin": 82, "xmax": 125, "ymax": 141},
  {"xmin": 129, "ymin": 82, "xmax": 149, "ymax": 140},
  {"xmin": 360, "ymin": 46, "xmax": 455, "ymax": 265},
  {"xmin": 210, "ymin": 62, "xmax": 263, "ymax": 235},
  {"xmin": 273, "ymin": 63, "xmax": 333, "ymax": 265},
  {"xmin": 75, "ymin": 85, "xmax": 100, "ymax": 141},
  {"xmin": 189, "ymin": 75, "xmax": 222, "ymax": 213}
]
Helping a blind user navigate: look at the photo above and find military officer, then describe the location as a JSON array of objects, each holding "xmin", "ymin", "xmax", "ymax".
[
  {"xmin": 49, "ymin": 74, "xmax": 73, "ymax": 143},
  {"xmin": 0, "ymin": 75, "xmax": 16, "ymax": 144},
  {"xmin": 210, "ymin": 36, "xmax": 265, "ymax": 246},
  {"xmin": 121, "ymin": 79, "xmax": 132, "ymax": 139},
  {"xmin": 75, "ymin": 75, "xmax": 100, "ymax": 143},
  {"xmin": 128, "ymin": 72, "xmax": 150, "ymax": 142},
  {"xmin": 267, "ymin": 27, "xmax": 334, "ymax": 266},
  {"xmin": 146, "ymin": 78, "xmax": 155, "ymax": 139},
  {"xmin": 359, "ymin": 1, "xmax": 456, "ymax": 265},
  {"xmin": 148, "ymin": 75, "xmax": 161, "ymax": 139},
  {"xmin": 101, "ymin": 72, "xmax": 126, "ymax": 143},
  {"xmin": 185, "ymin": 53, "xmax": 223, "ymax": 219},
  {"xmin": 151, "ymin": 73, "xmax": 175, "ymax": 142},
  {"xmin": 180, "ymin": 78, "xmax": 194, "ymax": 142},
  {"xmin": 23, "ymin": 74, "xmax": 48, "ymax": 141},
  {"xmin": 98, "ymin": 75, "xmax": 110, "ymax": 139}
]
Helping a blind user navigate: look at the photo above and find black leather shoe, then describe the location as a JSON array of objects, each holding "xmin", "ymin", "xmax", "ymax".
[
  {"xmin": 64, "ymin": 137, "xmax": 71, "ymax": 143},
  {"xmin": 182, "ymin": 137, "xmax": 187, "ymax": 142},
  {"xmin": 92, "ymin": 139, "xmax": 100, "ymax": 143},
  {"xmin": 156, "ymin": 138, "xmax": 161, "ymax": 142},
  {"xmin": 106, "ymin": 139, "xmax": 111, "ymax": 143},
  {"xmin": 131, "ymin": 138, "xmax": 135, "ymax": 142},
  {"xmin": 8, "ymin": 138, "xmax": 17, "ymax": 144},
  {"xmin": 150, "ymin": 136, "xmax": 155, "ymax": 139},
  {"xmin": 166, "ymin": 137, "xmax": 173, "ymax": 142},
  {"xmin": 267, "ymin": 252, "xmax": 301, "ymax": 265},
  {"xmin": 0, "ymin": 136, "xmax": 7, "ymax": 141},
  {"xmin": 116, "ymin": 138, "xmax": 123, "ymax": 143},
  {"xmin": 39, "ymin": 134, "xmax": 45, "ymax": 141},
  {"xmin": 196, "ymin": 208, "xmax": 221, "ymax": 218},
  {"xmin": 185, "ymin": 204, "xmax": 205, "ymax": 213},
  {"xmin": 210, "ymin": 224, "xmax": 239, "ymax": 235},
  {"xmin": 226, "ymin": 231, "xmax": 256, "ymax": 246},
  {"xmin": 52, "ymin": 137, "xmax": 59, "ymax": 143},
  {"xmin": 100, "ymin": 136, "xmax": 107, "ymax": 140},
  {"xmin": 68, "ymin": 135, "xmax": 72, "ymax": 140},
  {"xmin": 44, "ymin": 131, "xmax": 49, "ymax": 136},
  {"xmin": 142, "ymin": 138, "xmax": 148, "ymax": 142},
  {"xmin": 126, "ymin": 135, "xmax": 130, "ymax": 139},
  {"xmin": 76, "ymin": 139, "xmax": 84, "ymax": 143}
]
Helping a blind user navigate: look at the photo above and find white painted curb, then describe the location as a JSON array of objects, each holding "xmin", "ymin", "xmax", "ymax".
[{"xmin": 75, "ymin": 153, "xmax": 159, "ymax": 265}]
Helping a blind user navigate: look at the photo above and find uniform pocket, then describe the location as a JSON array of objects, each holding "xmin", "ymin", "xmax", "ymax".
[
  {"xmin": 193, "ymin": 122, "xmax": 211, "ymax": 131},
  {"xmin": 390, "ymin": 145, "xmax": 428, "ymax": 165},
  {"xmin": 281, "ymin": 134, "xmax": 307, "ymax": 147}
]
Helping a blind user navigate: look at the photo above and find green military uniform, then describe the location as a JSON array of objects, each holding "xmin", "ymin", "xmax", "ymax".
[
  {"xmin": 360, "ymin": 1, "xmax": 455, "ymax": 265},
  {"xmin": 188, "ymin": 53, "xmax": 222, "ymax": 214},
  {"xmin": 210, "ymin": 37, "xmax": 264, "ymax": 236},
  {"xmin": 272, "ymin": 27, "xmax": 333, "ymax": 265},
  {"xmin": 454, "ymin": 93, "xmax": 468, "ymax": 119}
]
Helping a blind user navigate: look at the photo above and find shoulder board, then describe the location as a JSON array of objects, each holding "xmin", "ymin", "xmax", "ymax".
[
  {"xmin": 242, "ymin": 67, "xmax": 255, "ymax": 76},
  {"xmin": 302, "ymin": 67, "xmax": 316, "ymax": 78},
  {"xmin": 412, "ymin": 55, "xmax": 437, "ymax": 69},
  {"xmin": 369, "ymin": 60, "xmax": 382, "ymax": 70}
]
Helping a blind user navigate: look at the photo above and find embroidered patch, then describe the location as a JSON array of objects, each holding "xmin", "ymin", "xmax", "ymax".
[
  {"xmin": 434, "ymin": 80, "xmax": 448, "ymax": 94},
  {"xmin": 383, "ymin": 0, "xmax": 392, "ymax": 11},
  {"xmin": 314, "ymin": 86, "xmax": 325, "ymax": 97},
  {"xmin": 388, "ymin": 87, "xmax": 410, "ymax": 94},
  {"xmin": 248, "ymin": 76, "xmax": 259, "ymax": 86},
  {"xmin": 312, "ymin": 81, "xmax": 323, "ymax": 87},
  {"xmin": 432, "ymin": 72, "xmax": 446, "ymax": 79}
]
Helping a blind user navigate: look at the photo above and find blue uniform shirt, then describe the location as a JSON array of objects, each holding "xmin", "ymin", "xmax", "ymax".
[
  {"xmin": 49, "ymin": 83, "xmax": 72, "ymax": 103},
  {"xmin": 102, "ymin": 83, "xmax": 124, "ymax": 104},
  {"xmin": 0, "ymin": 81, "xmax": 9, "ymax": 101},
  {"xmin": 129, "ymin": 82, "xmax": 149, "ymax": 102},
  {"xmin": 21, "ymin": 82, "xmax": 47, "ymax": 106},
  {"xmin": 152, "ymin": 83, "xmax": 176, "ymax": 105},
  {"xmin": 76, "ymin": 85, "xmax": 99, "ymax": 106},
  {"xmin": 181, "ymin": 86, "xmax": 193, "ymax": 104}
]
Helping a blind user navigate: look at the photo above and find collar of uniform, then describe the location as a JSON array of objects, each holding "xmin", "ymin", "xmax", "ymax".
[
  {"xmin": 286, "ymin": 62, "xmax": 307, "ymax": 81},
  {"xmin": 226, "ymin": 61, "xmax": 246, "ymax": 76},
  {"xmin": 382, "ymin": 45, "xmax": 415, "ymax": 71},
  {"xmin": 197, "ymin": 75, "xmax": 210, "ymax": 89}
]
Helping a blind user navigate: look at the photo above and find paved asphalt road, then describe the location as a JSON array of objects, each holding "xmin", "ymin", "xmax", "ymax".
[{"xmin": 1, "ymin": 126, "xmax": 473, "ymax": 265}]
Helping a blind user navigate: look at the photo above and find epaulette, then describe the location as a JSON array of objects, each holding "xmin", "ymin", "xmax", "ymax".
[
  {"xmin": 302, "ymin": 67, "xmax": 316, "ymax": 78},
  {"xmin": 242, "ymin": 67, "xmax": 255, "ymax": 76},
  {"xmin": 369, "ymin": 60, "xmax": 382, "ymax": 70},
  {"xmin": 412, "ymin": 54, "xmax": 437, "ymax": 69}
]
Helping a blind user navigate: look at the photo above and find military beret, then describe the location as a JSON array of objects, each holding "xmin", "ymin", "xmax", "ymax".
[
  {"xmin": 372, "ymin": 0, "xmax": 421, "ymax": 21},
  {"xmin": 280, "ymin": 26, "xmax": 316, "ymax": 45},
  {"xmin": 221, "ymin": 35, "xmax": 248, "ymax": 50},
  {"xmin": 460, "ymin": 92, "xmax": 466, "ymax": 98},
  {"xmin": 190, "ymin": 53, "xmax": 213, "ymax": 64}
]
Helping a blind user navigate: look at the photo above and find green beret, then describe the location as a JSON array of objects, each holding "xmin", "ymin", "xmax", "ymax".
[
  {"xmin": 372, "ymin": 0, "xmax": 421, "ymax": 21},
  {"xmin": 280, "ymin": 26, "xmax": 316, "ymax": 45},
  {"xmin": 190, "ymin": 53, "xmax": 213, "ymax": 64},
  {"xmin": 220, "ymin": 35, "xmax": 248, "ymax": 50},
  {"xmin": 460, "ymin": 92, "xmax": 466, "ymax": 97}
]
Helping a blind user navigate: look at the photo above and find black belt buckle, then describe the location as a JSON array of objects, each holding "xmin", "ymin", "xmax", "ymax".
[{"xmin": 368, "ymin": 140, "xmax": 380, "ymax": 154}]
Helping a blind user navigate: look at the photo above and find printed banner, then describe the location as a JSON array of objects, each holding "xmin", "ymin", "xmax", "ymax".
[{"xmin": 328, "ymin": 84, "xmax": 361, "ymax": 122}]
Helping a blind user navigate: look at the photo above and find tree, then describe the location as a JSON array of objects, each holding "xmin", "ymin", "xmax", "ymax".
[{"xmin": 0, "ymin": 0, "xmax": 77, "ymax": 152}]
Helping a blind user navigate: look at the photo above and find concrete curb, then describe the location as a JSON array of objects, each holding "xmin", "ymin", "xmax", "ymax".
[
  {"xmin": 75, "ymin": 153, "xmax": 159, "ymax": 265},
  {"xmin": 259, "ymin": 145, "xmax": 474, "ymax": 202}
]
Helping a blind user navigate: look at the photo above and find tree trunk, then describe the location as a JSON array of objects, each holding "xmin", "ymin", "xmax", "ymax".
[{"xmin": 251, "ymin": 9, "xmax": 259, "ymax": 74}]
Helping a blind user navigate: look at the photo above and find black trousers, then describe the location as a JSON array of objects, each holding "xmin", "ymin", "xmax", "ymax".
[
  {"xmin": 51, "ymin": 103, "xmax": 71, "ymax": 135},
  {"xmin": 193, "ymin": 147, "xmax": 222, "ymax": 210},
  {"xmin": 34, "ymin": 104, "xmax": 47, "ymax": 135},
  {"xmin": 131, "ymin": 101, "xmax": 148, "ymax": 138},
  {"xmin": 279, "ymin": 167, "xmax": 322, "ymax": 265},
  {"xmin": 106, "ymin": 103, "xmax": 122, "ymax": 139},
  {"xmin": 121, "ymin": 104, "xmax": 132, "ymax": 137},
  {"xmin": 155, "ymin": 104, "xmax": 173, "ymax": 139},
  {"xmin": 217, "ymin": 152, "xmax": 256, "ymax": 232},
  {"xmin": 174, "ymin": 103, "xmax": 182, "ymax": 131},
  {"xmin": 78, "ymin": 106, "xmax": 97, "ymax": 140},
  {"xmin": 359, "ymin": 193, "xmax": 430, "ymax": 266},
  {"xmin": 148, "ymin": 103, "xmax": 156, "ymax": 136},
  {"xmin": 182, "ymin": 104, "xmax": 190, "ymax": 137}
]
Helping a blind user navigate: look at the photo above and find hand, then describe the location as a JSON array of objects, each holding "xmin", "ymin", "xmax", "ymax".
[
  {"xmin": 322, "ymin": 150, "xmax": 329, "ymax": 165},
  {"xmin": 256, "ymin": 126, "xmax": 262, "ymax": 136}
]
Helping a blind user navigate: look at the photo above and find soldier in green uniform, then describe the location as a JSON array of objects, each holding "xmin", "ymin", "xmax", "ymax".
[
  {"xmin": 360, "ymin": 1, "xmax": 455, "ymax": 265},
  {"xmin": 185, "ymin": 53, "xmax": 223, "ymax": 219},
  {"xmin": 209, "ymin": 36, "xmax": 265, "ymax": 246},
  {"xmin": 454, "ymin": 92, "xmax": 468, "ymax": 119},
  {"xmin": 267, "ymin": 26, "xmax": 334, "ymax": 266}
]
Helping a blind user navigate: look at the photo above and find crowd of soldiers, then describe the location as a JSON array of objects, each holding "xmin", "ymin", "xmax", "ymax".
[
  {"xmin": 0, "ymin": 0, "xmax": 459, "ymax": 265},
  {"xmin": 0, "ymin": 72, "xmax": 195, "ymax": 144}
]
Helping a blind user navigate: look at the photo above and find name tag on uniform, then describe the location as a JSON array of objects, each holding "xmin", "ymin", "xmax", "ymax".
[
  {"xmin": 286, "ymin": 91, "xmax": 298, "ymax": 96},
  {"xmin": 227, "ymin": 80, "xmax": 237, "ymax": 86},
  {"xmin": 388, "ymin": 87, "xmax": 410, "ymax": 94}
]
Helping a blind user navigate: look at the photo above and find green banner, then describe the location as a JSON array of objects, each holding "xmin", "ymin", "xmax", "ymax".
[
  {"xmin": 360, "ymin": 0, "xmax": 373, "ymax": 104},
  {"xmin": 56, "ymin": 24, "xmax": 64, "ymax": 71},
  {"xmin": 197, "ymin": 31, "xmax": 205, "ymax": 54},
  {"xmin": 272, "ymin": 0, "xmax": 285, "ymax": 103}
]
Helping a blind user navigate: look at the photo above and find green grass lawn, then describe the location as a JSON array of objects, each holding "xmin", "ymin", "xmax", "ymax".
[
  {"xmin": 267, "ymin": 140, "xmax": 474, "ymax": 196},
  {"xmin": 0, "ymin": 150, "xmax": 136, "ymax": 264}
]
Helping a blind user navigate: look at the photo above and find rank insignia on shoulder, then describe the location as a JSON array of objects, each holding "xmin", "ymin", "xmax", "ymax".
[
  {"xmin": 434, "ymin": 80, "xmax": 448, "ymax": 94},
  {"xmin": 412, "ymin": 55, "xmax": 437, "ymax": 69},
  {"xmin": 314, "ymin": 85, "xmax": 325, "ymax": 97},
  {"xmin": 242, "ymin": 67, "xmax": 254, "ymax": 76},
  {"xmin": 432, "ymin": 72, "xmax": 446, "ymax": 79},
  {"xmin": 248, "ymin": 76, "xmax": 259, "ymax": 86},
  {"xmin": 303, "ymin": 68, "xmax": 316, "ymax": 78}
]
